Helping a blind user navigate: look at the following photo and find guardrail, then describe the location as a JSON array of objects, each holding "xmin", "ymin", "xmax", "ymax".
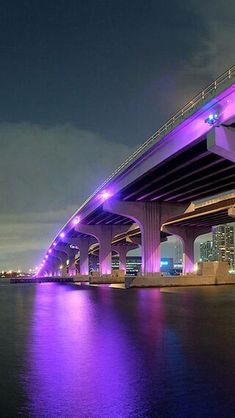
[{"xmin": 79, "ymin": 65, "xmax": 235, "ymax": 210}]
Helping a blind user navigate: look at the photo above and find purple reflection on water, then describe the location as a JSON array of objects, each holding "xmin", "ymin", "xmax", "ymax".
[
  {"xmin": 26, "ymin": 284, "xmax": 147, "ymax": 417},
  {"xmin": 21, "ymin": 284, "xmax": 235, "ymax": 418}
]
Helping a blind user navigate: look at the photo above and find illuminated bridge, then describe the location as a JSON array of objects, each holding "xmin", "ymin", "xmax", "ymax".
[{"xmin": 39, "ymin": 65, "xmax": 235, "ymax": 282}]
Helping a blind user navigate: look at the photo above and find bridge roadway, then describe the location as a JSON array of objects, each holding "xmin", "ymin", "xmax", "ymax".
[{"xmin": 39, "ymin": 66, "xmax": 235, "ymax": 281}]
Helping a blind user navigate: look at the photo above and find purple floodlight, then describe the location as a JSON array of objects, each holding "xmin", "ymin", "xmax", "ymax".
[
  {"xmin": 72, "ymin": 216, "xmax": 80, "ymax": 226},
  {"xmin": 100, "ymin": 190, "xmax": 110, "ymax": 200},
  {"xmin": 45, "ymin": 255, "xmax": 48, "ymax": 259},
  {"xmin": 48, "ymin": 249, "xmax": 52, "ymax": 254},
  {"xmin": 60, "ymin": 232, "xmax": 65, "ymax": 238},
  {"xmin": 53, "ymin": 242, "xmax": 57, "ymax": 247}
]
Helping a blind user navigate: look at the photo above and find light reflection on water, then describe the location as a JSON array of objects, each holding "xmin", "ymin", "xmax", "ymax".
[{"xmin": 1, "ymin": 283, "xmax": 235, "ymax": 417}]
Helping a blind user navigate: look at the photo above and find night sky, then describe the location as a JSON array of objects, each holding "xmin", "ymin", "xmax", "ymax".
[{"xmin": 1, "ymin": 0, "xmax": 235, "ymax": 269}]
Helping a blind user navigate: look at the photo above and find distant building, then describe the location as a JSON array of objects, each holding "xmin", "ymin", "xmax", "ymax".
[
  {"xmin": 174, "ymin": 239, "xmax": 182, "ymax": 269},
  {"xmin": 200, "ymin": 241, "xmax": 213, "ymax": 262},
  {"xmin": 212, "ymin": 225, "xmax": 234, "ymax": 266},
  {"xmin": 160, "ymin": 258, "xmax": 174, "ymax": 272},
  {"xmin": 174, "ymin": 240, "xmax": 182, "ymax": 264},
  {"xmin": 112, "ymin": 256, "xmax": 174, "ymax": 275}
]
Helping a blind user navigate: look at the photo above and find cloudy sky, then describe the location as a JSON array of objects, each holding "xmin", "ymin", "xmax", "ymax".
[{"xmin": 1, "ymin": 0, "xmax": 235, "ymax": 270}]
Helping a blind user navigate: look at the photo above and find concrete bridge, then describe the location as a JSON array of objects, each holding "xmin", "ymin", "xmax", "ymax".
[{"xmin": 39, "ymin": 66, "xmax": 235, "ymax": 284}]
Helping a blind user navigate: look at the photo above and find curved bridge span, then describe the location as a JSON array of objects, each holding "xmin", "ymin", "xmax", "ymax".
[{"xmin": 38, "ymin": 66, "xmax": 235, "ymax": 280}]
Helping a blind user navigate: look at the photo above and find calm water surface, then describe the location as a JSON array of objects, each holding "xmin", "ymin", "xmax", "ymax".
[{"xmin": 1, "ymin": 283, "xmax": 235, "ymax": 417}]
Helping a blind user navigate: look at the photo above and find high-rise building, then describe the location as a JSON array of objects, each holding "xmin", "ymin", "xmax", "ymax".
[
  {"xmin": 212, "ymin": 225, "xmax": 234, "ymax": 266},
  {"xmin": 174, "ymin": 239, "xmax": 182, "ymax": 267},
  {"xmin": 200, "ymin": 241, "xmax": 213, "ymax": 262}
]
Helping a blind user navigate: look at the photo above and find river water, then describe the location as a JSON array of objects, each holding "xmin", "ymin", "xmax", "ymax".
[{"xmin": 0, "ymin": 283, "xmax": 235, "ymax": 418}]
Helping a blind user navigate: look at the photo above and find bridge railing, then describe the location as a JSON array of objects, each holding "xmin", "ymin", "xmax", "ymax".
[{"xmin": 80, "ymin": 65, "xmax": 235, "ymax": 210}]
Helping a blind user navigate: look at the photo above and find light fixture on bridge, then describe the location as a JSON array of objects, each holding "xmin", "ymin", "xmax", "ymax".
[
  {"xmin": 60, "ymin": 232, "xmax": 65, "ymax": 238},
  {"xmin": 100, "ymin": 190, "xmax": 111, "ymax": 200},
  {"xmin": 48, "ymin": 249, "xmax": 52, "ymax": 254},
  {"xmin": 205, "ymin": 112, "xmax": 219, "ymax": 125},
  {"xmin": 60, "ymin": 265, "xmax": 63, "ymax": 270},
  {"xmin": 53, "ymin": 242, "xmax": 57, "ymax": 247},
  {"xmin": 72, "ymin": 216, "xmax": 80, "ymax": 226},
  {"xmin": 45, "ymin": 255, "xmax": 48, "ymax": 259}
]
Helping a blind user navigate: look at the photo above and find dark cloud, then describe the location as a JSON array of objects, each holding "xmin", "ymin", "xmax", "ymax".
[{"xmin": 0, "ymin": 123, "xmax": 133, "ymax": 268}]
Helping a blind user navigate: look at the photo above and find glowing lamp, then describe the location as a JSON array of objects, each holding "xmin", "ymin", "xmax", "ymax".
[
  {"xmin": 53, "ymin": 242, "xmax": 57, "ymax": 247},
  {"xmin": 60, "ymin": 265, "xmax": 63, "ymax": 270},
  {"xmin": 205, "ymin": 112, "xmax": 219, "ymax": 125},
  {"xmin": 72, "ymin": 216, "xmax": 80, "ymax": 225},
  {"xmin": 100, "ymin": 190, "xmax": 110, "ymax": 200},
  {"xmin": 60, "ymin": 232, "xmax": 65, "ymax": 238},
  {"xmin": 48, "ymin": 249, "xmax": 52, "ymax": 254},
  {"xmin": 45, "ymin": 255, "xmax": 48, "ymax": 259}
]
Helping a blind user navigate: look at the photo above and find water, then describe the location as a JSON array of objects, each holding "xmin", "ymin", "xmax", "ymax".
[{"xmin": 1, "ymin": 283, "xmax": 235, "ymax": 417}]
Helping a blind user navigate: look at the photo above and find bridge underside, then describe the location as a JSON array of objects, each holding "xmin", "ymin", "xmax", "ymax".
[
  {"xmin": 120, "ymin": 131, "xmax": 235, "ymax": 203},
  {"xmin": 67, "ymin": 129, "xmax": 235, "ymax": 227}
]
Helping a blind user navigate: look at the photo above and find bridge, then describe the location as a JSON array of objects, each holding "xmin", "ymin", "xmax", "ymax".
[{"xmin": 38, "ymin": 65, "xmax": 235, "ymax": 284}]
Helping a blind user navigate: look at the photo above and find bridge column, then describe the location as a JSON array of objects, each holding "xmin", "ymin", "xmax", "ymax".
[
  {"xmin": 46, "ymin": 255, "xmax": 61, "ymax": 276},
  {"xmin": 75, "ymin": 224, "xmax": 130, "ymax": 276},
  {"xmin": 55, "ymin": 245, "xmax": 78, "ymax": 276},
  {"xmin": 52, "ymin": 250, "xmax": 68, "ymax": 277},
  {"xmin": 163, "ymin": 226, "xmax": 211, "ymax": 274},
  {"xmin": 77, "ymin": 237, "xmax": 90, "ymax": 275},
  {"xmin": 104, "ymin": 199, "xmax": 187, "ymax": 276},
  {"xmin": 63, "ymin": 236, "xmax": 97, "ymax": 276},
  {"xmin": 112, "ymin": 243, "xmax": 138, "ymax": 273}
]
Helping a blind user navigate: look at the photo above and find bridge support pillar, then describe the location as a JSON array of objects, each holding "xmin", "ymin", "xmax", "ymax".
[
  {"xmin": 104, "ymin": 199, "xmax": 187, "ymax": 276},
  {"xmin": 54, "ymin": 246, "xmax": 79, "ymax": 277},
  {"xmin": 112, "ymin": 243, "xmax": 137, "ymax": 273},
  {"xmin": 78, "ymin": 238, "xmax": 90, "ymax": 276},
  {"xmin": 63, "ymin": 236, "xmax": 97, "ymax": 276},
  {"xmin": 45, "ymin": 255, "xmax": 63, "ymax": 277},
  {"xmin": 75, "ymin": 224, "xmax": 130, "ymax": 276},
  {"xmin": 163, "ymin": 226, "xmax": 211, "ymax": 274},
  {"xmin": 68, "ymin": 259, "xmax": 76, "ymax": 276},
  {"xmin": 52, "ymin": 250, "xmax": 68, "ymax": 277}
]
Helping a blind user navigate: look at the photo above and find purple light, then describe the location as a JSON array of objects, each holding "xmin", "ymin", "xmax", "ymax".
[
  {"xmin": 48, "ymin": 249, "xmax": 52, "ymax": 254},
  {"xmin": 72, "ymin": 216, "xmax": 80, "ymax": 226},
  {"xmin": 45, "ymin": 255, "xmax": 48, "ymax": 259},
  {"xmin": 100, "ymin": 190, "xmax": 110, "ymax": 200},
  {"xmin": 53, "ymin": 242, "xmax": 57, "ymax": 247},
  {"xmin": 60, "ymin": 232, "xmax": 65, "ymax": 238},
  {"xmin": 205, "ymin": 112, "xmax": 219, "ymax": 125}
]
